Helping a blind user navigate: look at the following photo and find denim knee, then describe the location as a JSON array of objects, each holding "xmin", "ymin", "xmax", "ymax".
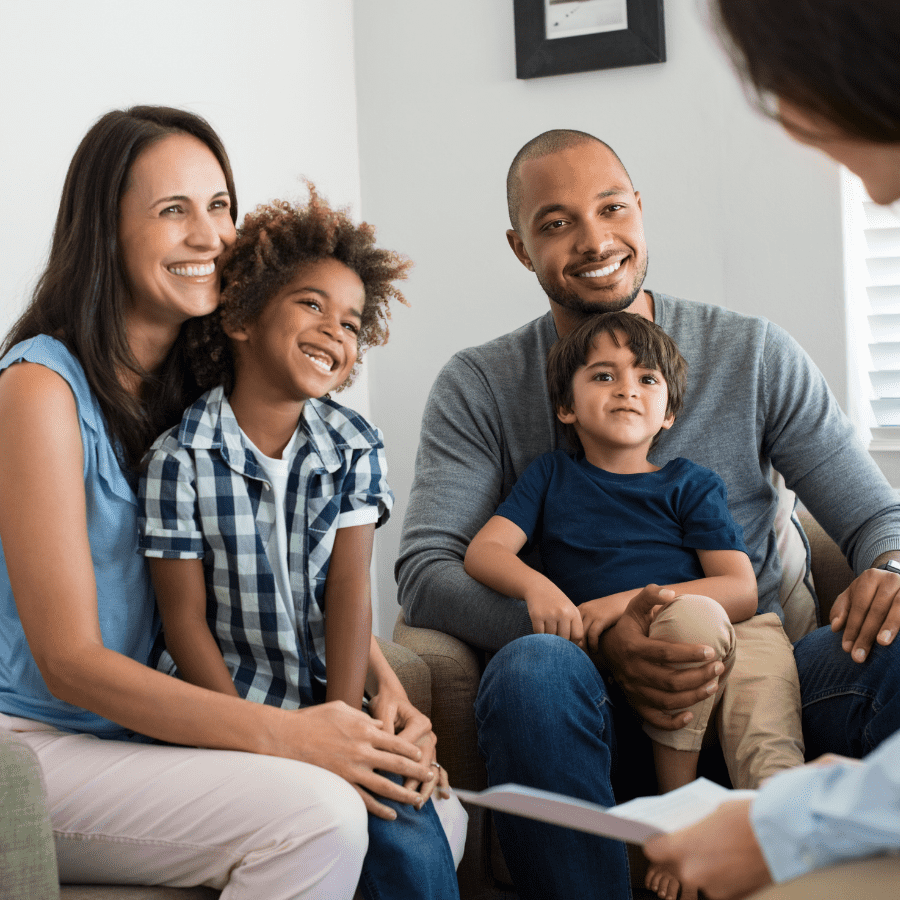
[
  {"xmin": 795, "ymin": 624, "xmax": 900, "ymax": 757},
  {"xmin": 361, "ymin": 773, "xmax": 459, "ymax": 900},
  {"xmin": 477, "ymin": 635, "xmax": 602, "ymax": 717},
  {"xmin": 475, "ymin": 634, "xmax": 613, "ymax": 758}
]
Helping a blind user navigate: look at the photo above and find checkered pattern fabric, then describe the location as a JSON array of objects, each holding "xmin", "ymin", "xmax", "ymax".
[{"xmin": 138, "ymin": 386, "xmax": 392, "ymax": 708}]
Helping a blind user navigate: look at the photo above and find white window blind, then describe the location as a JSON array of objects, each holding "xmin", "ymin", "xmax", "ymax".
[{"xmin": 841, "ymin": 171, "xmax": 900, "ymax": 449}]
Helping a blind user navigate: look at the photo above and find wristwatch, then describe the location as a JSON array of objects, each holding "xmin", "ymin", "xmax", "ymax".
[{"xmin": 875, "ymin": 559, "xmax": 900, "ymax": 575}]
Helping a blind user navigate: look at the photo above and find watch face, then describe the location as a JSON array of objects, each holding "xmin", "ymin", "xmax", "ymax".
[{"xmin": 880, "ymin": 560, "xmax": 900, "ymax": 575}]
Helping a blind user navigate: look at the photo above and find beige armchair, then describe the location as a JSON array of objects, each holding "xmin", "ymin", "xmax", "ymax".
[{"xmin": 393, "ymin": 510, "xmax": 861, "ymax": 900}]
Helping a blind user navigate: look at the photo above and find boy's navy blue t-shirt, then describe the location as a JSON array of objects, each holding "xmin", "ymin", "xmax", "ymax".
[{"xmin": 494, "ymin": 450, "xmax": 747, "ymax": 605}]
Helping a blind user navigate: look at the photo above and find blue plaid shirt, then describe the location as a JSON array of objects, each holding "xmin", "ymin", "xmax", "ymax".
[{"xmin": 138, "ymin": 386, "xmax": 392, "ymax": 708}]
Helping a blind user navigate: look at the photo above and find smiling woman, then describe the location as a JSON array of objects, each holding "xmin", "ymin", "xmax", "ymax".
[
  {"xmin": 0, "ymin": 107, "xmax": 440, "ymax": 900},
  {"xmin": 118, "ymin": 133, "xmax": 235, "ymax": 343},
  {"xmin": 1, "ymin": 107, "xmax": 238, "ymax": 469}
]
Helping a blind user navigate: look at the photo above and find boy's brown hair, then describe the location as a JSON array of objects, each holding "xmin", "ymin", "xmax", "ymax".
[
  {"xmin": 547, "ymin": 311, "xmax": 688, "ymax": 452},
  {"xmin": 188, "ymin": 183, "xmax": 411, "ymax": 395}
]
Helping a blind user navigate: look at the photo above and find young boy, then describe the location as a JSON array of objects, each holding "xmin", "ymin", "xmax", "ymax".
[
  {"xmin": 465, "ymin": 311, "xmax": 804, "ymax": 900},
  {"xmin": 138, "ymin": 189, "xmax": 465, "ymax": 899}
]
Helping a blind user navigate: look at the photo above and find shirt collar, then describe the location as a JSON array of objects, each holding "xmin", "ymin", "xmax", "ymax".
[{"xmin": 177, "ymin": 385, "xmax": 377, "ymax": 475}]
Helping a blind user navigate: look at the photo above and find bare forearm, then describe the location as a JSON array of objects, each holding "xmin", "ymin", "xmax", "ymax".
[
  {"xmin": 657, "ymin": 575, "xmax": 757, "ymax": 623},
  {"xmin": 163, "ymin": 618, "xmax": 239, "ymax": 697},
  {"xmin": 872, "ymin": 550, "xmax": 900, "ymax": 568},
  {"xmin": 465, "ymin": 540, "xmax": 553, "ymax": 603},
  {"xmin": 325, "ymin": 524, "xmax": 376, "ymax": 709},
  {"xmin": 581, "ymin": 574, "xmax": 753, "ymax": 644},
  {"xmin": 366, "ymin": 635, "xmax": 400, "ymax": 696},
  {"xmin": 43, "ymin": 641, "xmax": 279, "ymax": 754},
  {"xmin": 326, "ymin": 592, "xmax": 371, "ymax": 708}
]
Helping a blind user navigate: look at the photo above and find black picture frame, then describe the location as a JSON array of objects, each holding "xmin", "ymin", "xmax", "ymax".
[{"xmin": 513, "ymin": 0, "xmax": 666, "ymax": 79}]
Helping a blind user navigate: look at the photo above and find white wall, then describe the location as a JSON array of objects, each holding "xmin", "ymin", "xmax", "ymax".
[{"xmin": 353, "ymin": 1, "xmax": 848, "ymax": 632}]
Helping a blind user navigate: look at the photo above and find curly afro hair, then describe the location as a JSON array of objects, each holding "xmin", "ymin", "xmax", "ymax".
[{"xmin": 187, "ymin": 182, "xmax": 411, "ymax": 395}]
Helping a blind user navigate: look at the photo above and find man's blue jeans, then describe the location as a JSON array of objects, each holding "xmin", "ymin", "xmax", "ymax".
[
  {"xmin": 475, "ymin": 635, "xmax": 632, "ymax": 900},
  {"xmin": 794, "ymin": 624, "xmax": 900, "ymax": 759},
  {"xmin": 475, "ymin": 628, "xmax": 900, "ymax": 900},
  {"xmin": 360, "ymin": 772, "xmax": 460, "ymax": 900}
]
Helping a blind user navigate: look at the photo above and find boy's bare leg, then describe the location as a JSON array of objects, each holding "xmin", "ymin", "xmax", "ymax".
[
  {"xmin": 652, "ymin": 742, "xmax": 699, "ymax": 794},
  {"xmin": 646, "ymin": 743, "xmax": 700, "ymax": 900}
]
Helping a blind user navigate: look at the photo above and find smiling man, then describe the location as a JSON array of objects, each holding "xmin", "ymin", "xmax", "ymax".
[
  {"xmin": 397, "ymin": 129, "xmax": 900, "ymax": 899},
  {"xmin": 505, "ymin": 133, "xmax": 649, "ymax": 325}
]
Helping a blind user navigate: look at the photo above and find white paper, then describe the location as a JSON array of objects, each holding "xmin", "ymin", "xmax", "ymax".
[{"xmin": 454, "ymin": 778, "xmax": 756, "ymax": 846}]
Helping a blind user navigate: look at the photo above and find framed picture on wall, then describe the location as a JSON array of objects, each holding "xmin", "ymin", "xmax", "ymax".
[{"xmin": 513, "ymin": 0, "xmax": 666, "ymax": 79}]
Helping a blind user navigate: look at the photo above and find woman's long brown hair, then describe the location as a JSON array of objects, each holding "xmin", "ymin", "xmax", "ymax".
[{"xmin": 2, "ymin": 106, "xmax": 238, "ymax": 469}]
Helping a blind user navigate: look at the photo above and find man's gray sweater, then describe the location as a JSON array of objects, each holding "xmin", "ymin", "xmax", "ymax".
[{"xmin": 396, "ymin": 292, "xmax": 900, "ymax": 650}]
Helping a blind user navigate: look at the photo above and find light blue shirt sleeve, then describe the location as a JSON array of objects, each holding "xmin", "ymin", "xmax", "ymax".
[{"xmin": 750, "ymin": 730, "xmax": 900, "ymax": 883}]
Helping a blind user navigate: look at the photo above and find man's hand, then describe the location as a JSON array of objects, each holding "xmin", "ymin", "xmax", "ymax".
[
  {"xmin": 598, "ymin": 585, "xmax": 723, "ymax": 730},
  {"xmin": 524, "ymin": 584, "xmax": 585, "ymax": 647},
  {"xmin": 830, "ymin": 563, "xmax": 900, "ymax": 662},
  {"xmin": 644, "ymin": 799, "xmax": 772, "ymax": 900}
]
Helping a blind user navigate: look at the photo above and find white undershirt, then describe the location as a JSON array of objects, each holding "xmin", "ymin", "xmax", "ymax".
[{"xmin": 240, "ymin": 424, "xmax": 379, "ymax": 637}]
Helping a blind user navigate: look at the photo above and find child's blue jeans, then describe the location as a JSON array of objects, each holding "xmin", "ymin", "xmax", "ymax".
[{"xmin": 360, "ymin": 772, "xmax": 460, "ymax": 900}]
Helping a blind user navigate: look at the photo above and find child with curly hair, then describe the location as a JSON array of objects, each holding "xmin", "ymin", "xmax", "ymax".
[{"xmin": 138, "ymin": 186, "xmax": 466, "ymax": 899}]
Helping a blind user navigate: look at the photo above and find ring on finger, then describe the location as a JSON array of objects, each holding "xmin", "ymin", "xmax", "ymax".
[{"xmin": 430, "ymin": 761, "xmax": 441, "ymax": 770}]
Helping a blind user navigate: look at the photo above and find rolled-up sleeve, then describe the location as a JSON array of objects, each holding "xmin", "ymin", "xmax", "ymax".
[
  {"xmin": 337, "ymin": 428, "xmax": 393, "ymax": 528},
  {"xmin": 138, "ymin": 439, "xmax": 205, "ymax": 559}
]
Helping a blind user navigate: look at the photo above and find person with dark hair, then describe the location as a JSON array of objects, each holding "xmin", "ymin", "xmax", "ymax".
[
  {"xmin": 397, "ymin": 127, "xmax": 900, "ymax": 899},
  {"xmin": 0, "ymin": 108, "xmax": 443, "ymax": 899},
  {"xmin": 466, "ymin": 311, "xmax": 803, "ymax": 900},
  {"xmin": 138, "ymin": 189, "xmax": 466, "ymax": 899},
  {"xmin": 712, "ymin": 0, "xmax": 900, "ymax": 206},
  {"xmin": 637, "ymin": 3, "xmax": 900, "ymax": 897},
  {"xmin": 1, "ymin": 105, "xmax": 238, "ymax": 470}
]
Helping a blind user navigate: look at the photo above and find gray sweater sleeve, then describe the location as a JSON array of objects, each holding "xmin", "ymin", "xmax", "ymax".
[
  {"xmin": 395, "ymin": 354, "xmax": 533, "ymax": 649},
  {"xmin": 760, "ymin": 321, "xmax": 900, "ymax": 572},
  {"xmin": 396, "ymin": 315, "xmax": 561, "ymax": 650}
]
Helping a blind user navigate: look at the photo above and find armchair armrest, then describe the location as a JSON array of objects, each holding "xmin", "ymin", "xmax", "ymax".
[
  {"xmin": 1, "ymin": 730, "xmax": 60, "ymax": 900},
  {"xmin": 374, "ymin": 636, "xmax": 432, "ymax": 719},
  {"xmin": 796, "ymin": 508, "xmax": 854, "ymax": 624},
  {"xmin": 391, "ymin": 614, "xmax": 485, "ymax": 791}
]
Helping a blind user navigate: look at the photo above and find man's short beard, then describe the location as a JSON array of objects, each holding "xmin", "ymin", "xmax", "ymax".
[{"xmin": 538, "ymin": 253, "xmax": 648, "ymax": 317}]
